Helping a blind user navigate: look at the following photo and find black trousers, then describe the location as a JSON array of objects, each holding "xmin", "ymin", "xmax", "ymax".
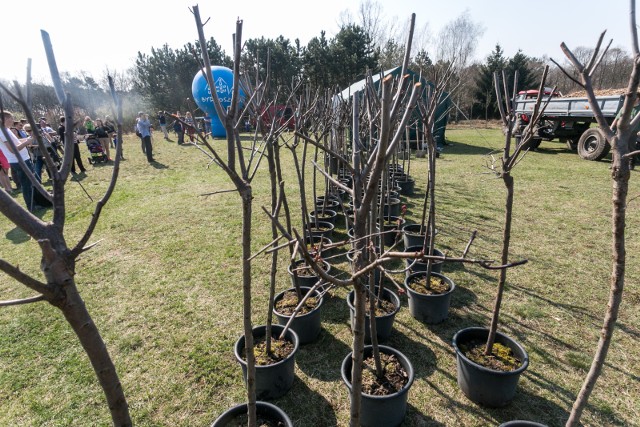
[
  {"xmin": 143, "ymin": 136, "xmax": 153, "ymax": 162},
  {"xmin": 71, "ymin": 143, "xmax": 86, "ymax": 172}
]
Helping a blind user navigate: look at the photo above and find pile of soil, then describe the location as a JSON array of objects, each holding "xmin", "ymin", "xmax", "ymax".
[
  {"xmin": 275, "ymin": 290, "xmax": 319, "ymax": 316},
  {"xmin": 361, "ymin": 352, "xmax": 409, "ymax": 395},
  {"xmin": 563, "ymin": 88, "xmax": 626, "ymax": 97},
  {"xmin": 363, "ymin": 295, "xmax": 396, "ymax": 317},
  {"xmin": 292, "ymin": 261, "xmax": 328, "ymax": 277},
  {"xmin": 407, "ymin": 274, "xmax": 451, "ymax": 295},
  {"xmin": 242, "ymin": 336, "xmax": 295, "ymax": 366},
  {"xmin": 460, "ymin": 339, "xmax": 522, "ymax": 372}
]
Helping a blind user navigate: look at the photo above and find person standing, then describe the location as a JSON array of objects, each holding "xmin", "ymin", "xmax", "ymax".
[
  {"xmin": 58, "ymin": 116, "xmax": 86, "ymax": 174},
  {"xmin": 172, "ymin": 111, "xmax": 185, "ymax": 145},
  {"xmin": 204, "ymin": 112, "xmax": 212, "ymax": 139},
  {"xmin": 184, "ymin": 112, "xmax": 196, "ymax": 142},
  {"xmin": 83, "ymin": 116, "xmax": 95, "ymax": 135},
  {"xmin": 158, "ymin": 111, "xmax": 169, "ymax": 140},
  {"xmin": 104, "ymin": 115, "xmax": 117, "ymax": 148},
  {"xmin": 94, "ymin": 119, "xmax": 112, "ymax": 161},
  {"xmin": 136, "ymin": 112, "xmax": 154, "ymax": 163},
  {"xmin": 0, "ymin": 148, "xmax": 13, "ymax": 193},
  {"xmin": 0, "ymin": 111, "xmax": 37, "ymax": 211}
]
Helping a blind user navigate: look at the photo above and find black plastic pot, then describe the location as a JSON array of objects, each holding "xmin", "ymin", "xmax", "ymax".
[
  {"xmin": 304, "ymin": 235, "xmax": 333, "ymax": 258},
  {"xmin": 234, "ymin": 324, "xmax": 299, "ymax": 400},
  {"xmin": 309, "ymin": 220, "xmax": 334, "ymax": 240},
  {"xmin": 499, "ymin": 421, "xmax": 548, "ymax": 427},
  {"xmin": 404, "ymin": 271, "xmax": 455, "ymax": 324},
  {"xmin": 382, "ymin": 216, "xmax": 406, "ymax": 247},
  {"xmin": 382, "ymin": 197, "xmax": 401, "ymax": 217},
  {"xmin": 402, "ymin": 223, "xmax": 437, "ymax": 249},
  {"xmin": 273, "ymin": 286, "xmax": 324, "ymax": 344},
  {"xmin": 396, "ymin": 176, "xmax": 415, "ymax": 196},
  {"xmin": 388, "ymin": 163, "xmax": 404, "ymax": 174},
  {"xmin": 341, "ymin": 345, "xmax": 414, "ymax": 427},
  {"xmin": 346, "ymin": 287, "xmax": 400, "ymax": 343},
  {"xmin": 452, "ymin": 327, "xmax": 529, "ymax": 407},
  {"xmin": 404, "ymin": 245, "xmax": 444, "ymax": 276},
  {"xmin": 288, "ymin": 259, "xmax": 331, "ymax": 289},
  {"xmin": 309, "ymin": 209, "xmax": 338, "ymax": 226},
  {"xmin": 314, "ymin": 197, "xmax": 341, "ymax": 211},
  {"xmin": 347, "ymin": 227, "xmax": 380, "ymax": 247},
  {"xmin": 211, "ymin": 401, "xmax": 293, "ymax": 427}
]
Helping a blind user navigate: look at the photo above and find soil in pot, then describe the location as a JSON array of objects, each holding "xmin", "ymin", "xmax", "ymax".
[
  {"xmin": 273, "ymin": 286, "xmax": 324, "ymax": 344},
  {"xmin": 452, "ymin": 327, "xmax": 529, "ymax": 407},
  {"xmin": 309, "ymin": 209, "xmax": 338, "ymax": 225},
  {"xmin": 361, "ymin": 351, "xmax": 409, "ymax": 395},
  {"xmin": 240, "ymin": 336, "xmax": 296, "ymax": 366},
  {"xmin": 211, "ymin": 401, "xmax": 292, "ymax": 427},
  {"xmin": 362, "ymin": 293, "xmax": 396, "ymax": 317},
  {"xmin": 234, "ymin": 325, "xmax": 299, "ymax": 401},
  {"xmin": 459, "ymin": 340, "xmax": 523, "ymax": 372},
  {"xmin": 309, "ymin": 220, "xmax": 334, "ymax": 239},
  {"xmin": 347, "ymin": 287, "xmax": 400, "ymax": 343},
  {"xmin": 406, "ymin": 273, "xmax": 451, "ymax": 295},
  {"xmin": 304, "ymin": 236, "xmax": 332, "ymax": 258},
  {"xmin": 217, "ymin": 413, "xmax": 286, "ymax": 427},
  {"xmin": 274, "ymin": 290, "xmax": 319, "ymax": 316},
  {"xmin": 341, "ymin": 345, "xmax": 414, "ymax": 427},
  {"xmin": 290, "ymin": 260, "xmax": 329, "ymax": 278}
]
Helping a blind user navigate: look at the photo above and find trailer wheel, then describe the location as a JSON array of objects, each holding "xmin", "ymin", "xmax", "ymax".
[{"xmin": 577, "ymin": 128, "xmax": 610, "ymax": 161}]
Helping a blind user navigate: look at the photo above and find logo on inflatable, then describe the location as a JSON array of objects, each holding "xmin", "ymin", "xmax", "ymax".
[{"xmin": 191, "ymin": 66, "xmax": 243, "ymax": 137}]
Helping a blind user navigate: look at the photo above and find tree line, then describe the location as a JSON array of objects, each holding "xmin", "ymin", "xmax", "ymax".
[{"xmin": 1, "ymin": 5, "xmax": 634, "ymax": 126}]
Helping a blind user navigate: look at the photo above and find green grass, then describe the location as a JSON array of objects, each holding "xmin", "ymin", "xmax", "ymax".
[{"xmin": 0, "ymin": 127, "xmax": 639, "ymax": 426}]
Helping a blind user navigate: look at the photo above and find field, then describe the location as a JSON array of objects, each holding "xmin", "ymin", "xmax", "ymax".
[{"xmin": 0, "ymin": 126, "xmax": 638, "ymax": 426}]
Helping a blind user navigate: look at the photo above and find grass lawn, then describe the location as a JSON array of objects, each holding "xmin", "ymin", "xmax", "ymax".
[{"xmin": 0, "ymin": 126, "xmax": 638, "ymax": 426}]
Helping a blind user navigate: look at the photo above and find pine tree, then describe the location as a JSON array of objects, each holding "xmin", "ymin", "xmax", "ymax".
[{"xmin": 473, "ymin": 44, "xmax": 507, "ymax": 120}]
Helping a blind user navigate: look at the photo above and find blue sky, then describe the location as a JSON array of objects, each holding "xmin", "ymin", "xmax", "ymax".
[{"xmin": 0, "ymin": 0, "xmax": 632, "ymax": 84}]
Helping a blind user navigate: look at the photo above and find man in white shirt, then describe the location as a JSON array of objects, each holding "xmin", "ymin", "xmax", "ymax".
[{"xmin": 0, "ymin": 112, "xmax": 37, "ymax": 211}]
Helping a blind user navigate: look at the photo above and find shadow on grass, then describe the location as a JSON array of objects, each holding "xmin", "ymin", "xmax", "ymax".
[
  {"xmin": 383, "ymin": 326, "xmax": 437, "ymax": 381},
  {"xmin": 486, "ymin": 387, "xmax": 569, "ymax": 427},
  {"xmin": 5, "ymin": 226, "xmax": 30, "ymax": 244},
  {"xmin": 443, "ymin": 140, "xmax": 499, "ymax": 157},
  {"xmin": 295, "ymin": 327, "xmax": 350, "ymax": 382},
  {"xmin": 150, "ymin": 160, "xmax": 169, "ymax": 169},
  {"xmin": 405, "ymin": 402, "xmax": 446, "ymax": 426},
  {"xmin": 509, "ymin": 282, "xmax": 640, "ymax": 341},
  {"xmin": 275, "ymin": 377, "xmax": 339, "ymax": 427}
]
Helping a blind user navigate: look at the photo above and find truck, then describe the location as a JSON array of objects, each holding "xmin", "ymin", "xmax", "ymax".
[{"xmin": 514, "ymin": 89, "xmax": 624, "ymax": 160}]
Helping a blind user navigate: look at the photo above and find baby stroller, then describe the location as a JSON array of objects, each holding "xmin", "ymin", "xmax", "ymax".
[{"xmin": 86, "ymin": 136, "xmax": 108, "ymax": 164}]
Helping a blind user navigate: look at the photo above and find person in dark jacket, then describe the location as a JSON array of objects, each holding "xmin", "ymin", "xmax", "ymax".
[{"xmin": 58, "ymin": 116, "xmax": 86, "ymax": 174}]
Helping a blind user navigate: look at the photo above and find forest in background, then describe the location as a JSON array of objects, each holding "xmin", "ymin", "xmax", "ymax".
[{"xmin": 0, "ymin": 3, "xmax": 633, "ymax": 130}]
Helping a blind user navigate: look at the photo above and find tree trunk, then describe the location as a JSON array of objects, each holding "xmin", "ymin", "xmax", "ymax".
[
  {"xmin": 485, "ymin": 172, "xmax": 514, "ymax": 353},
  {"xmin": 240, "ymin": 188, "xmax": 256, "ymax": 427},
  {"xmin": 59, "ymin": 286, "xmax": 131, "ymax": 426},
  {"xmin": 41, "ymin": 239, "xmax": 131, "ymax": 426},
  {"xmin": 350, "ymin": 253, "xmax": 367, "ymax": 427},
  {"xmin": 566, "ymin": 162, "xmax": 628, "ymax": 426}
]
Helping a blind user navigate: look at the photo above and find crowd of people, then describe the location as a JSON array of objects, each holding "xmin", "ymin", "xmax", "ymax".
[
  {"xmin": 0, "ymin": 112, "xmax": 117, "ymax": 211},
  {"xmin": 1, "ymin": 108, "xmax": 214, "ymax": 210}
]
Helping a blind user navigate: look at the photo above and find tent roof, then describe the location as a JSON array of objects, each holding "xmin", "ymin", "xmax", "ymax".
[{"xmin": 336, "ymin": 66, "xmax": 434, "ymax": 100}]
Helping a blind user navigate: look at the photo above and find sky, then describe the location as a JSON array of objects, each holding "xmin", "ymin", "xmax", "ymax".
[{"xmin": 0, "ymin": 0, "xmax": 633, "ymax": 85}]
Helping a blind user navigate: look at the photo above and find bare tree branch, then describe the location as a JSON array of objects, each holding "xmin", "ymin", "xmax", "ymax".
[{"xmin": 0, "ymin": 295, "xmax": 45, "ymax": 307}]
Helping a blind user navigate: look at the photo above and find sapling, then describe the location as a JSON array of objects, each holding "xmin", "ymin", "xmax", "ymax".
[
  {"xmin": 0, "ymin": 32, "xmax": 130, "ymax": 425},
  {"xmin": 484, "ymin": 67, "xmax": 551, "ymax": 355},
  {"xmin": 551, "ymin": 3, "xmax": 640, "ymax": 423}
]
